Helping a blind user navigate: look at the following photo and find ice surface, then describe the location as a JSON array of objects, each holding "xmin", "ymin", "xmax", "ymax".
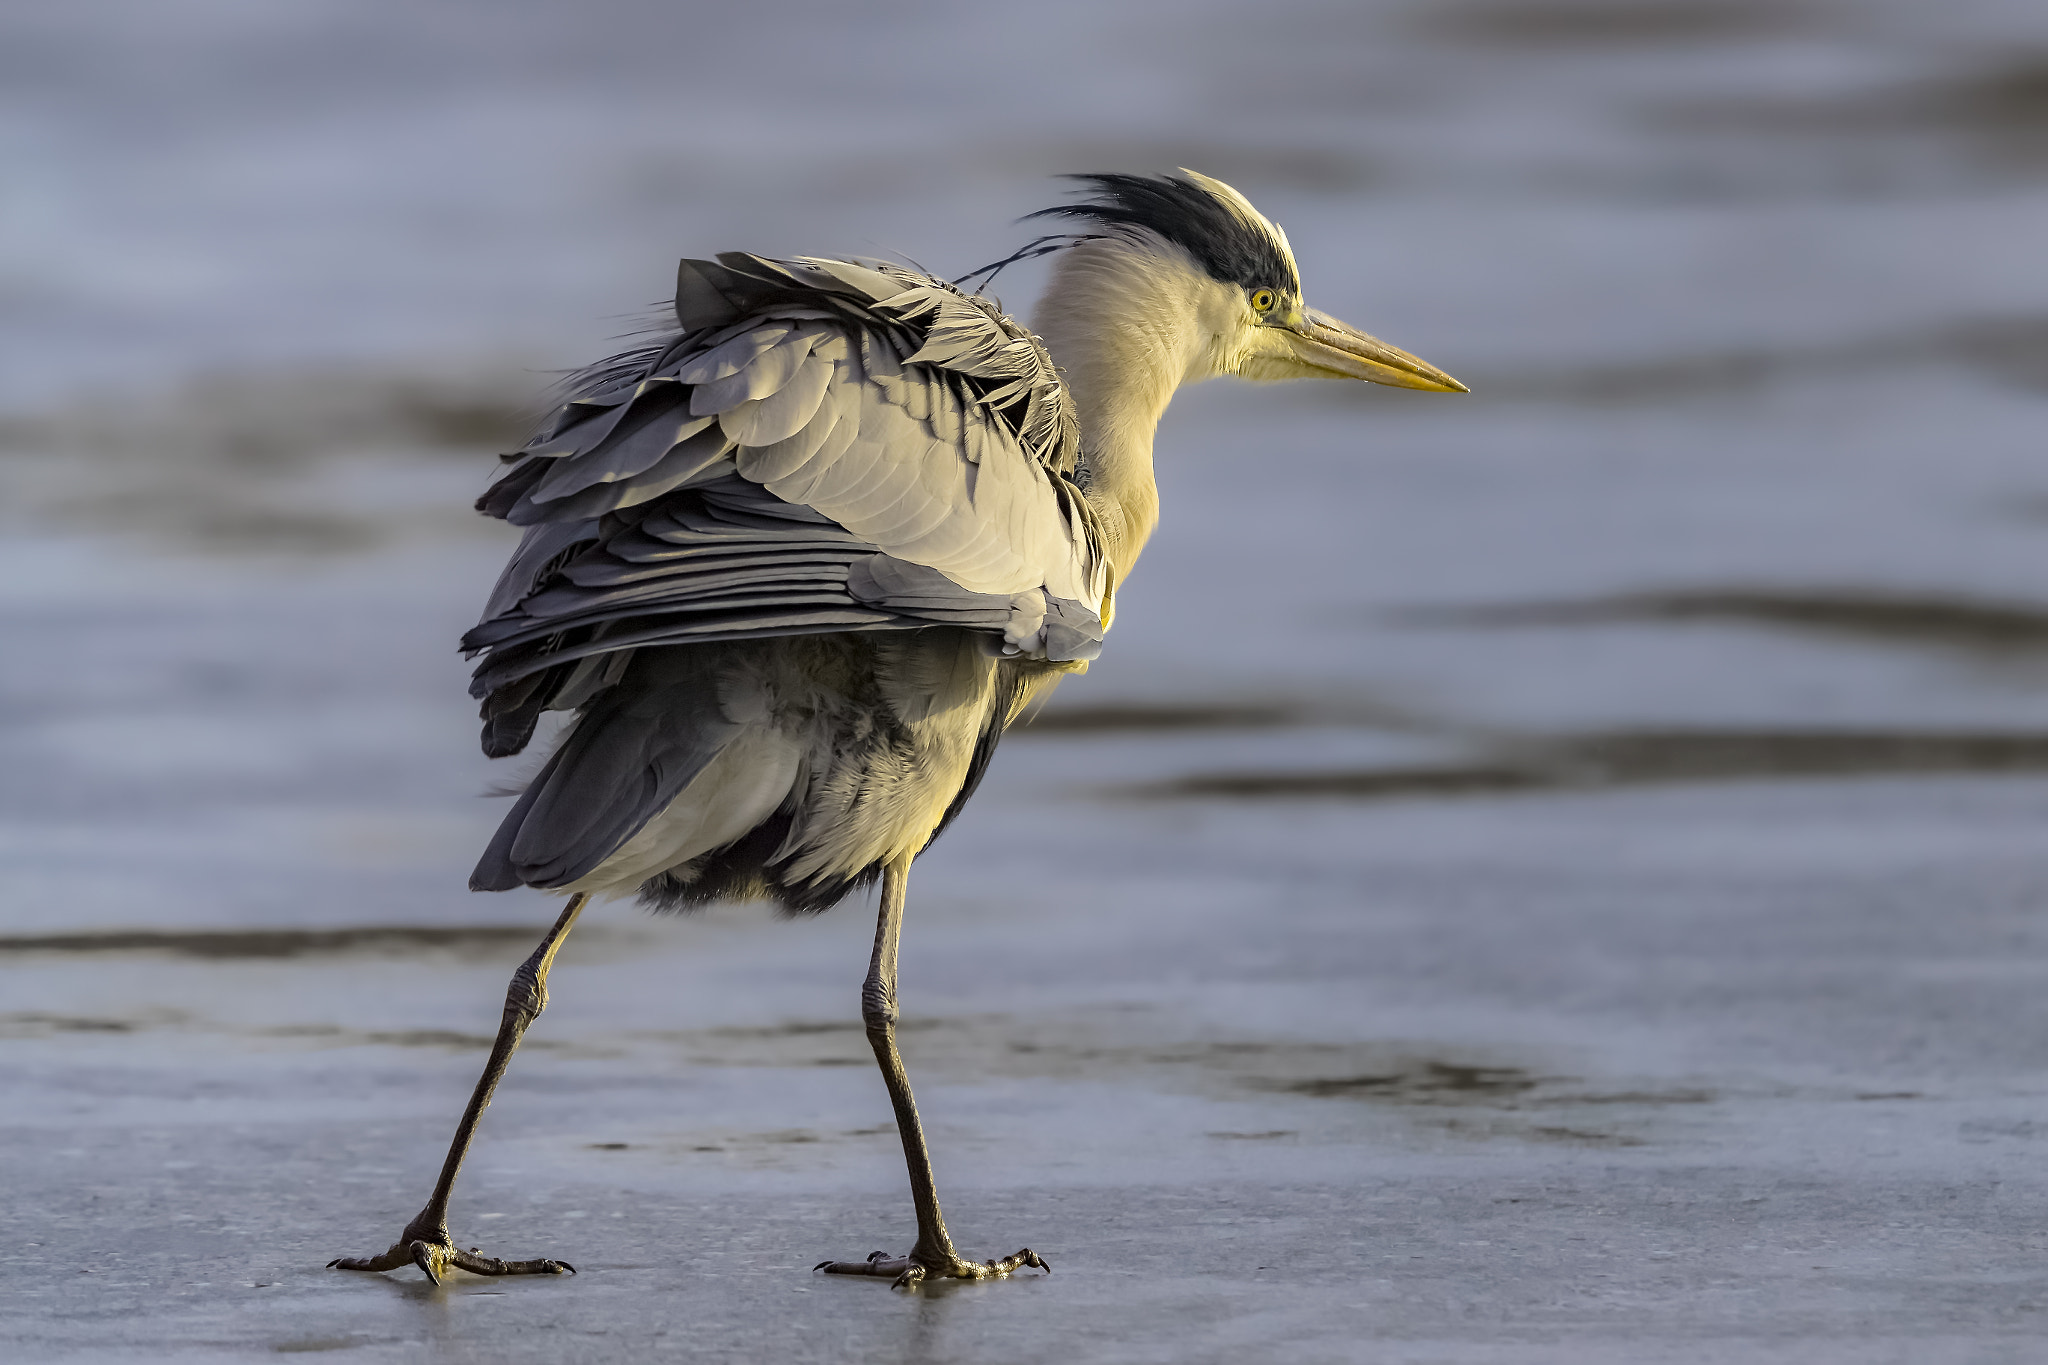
[{"xmin": 5, "ymin": 0, "xmax": 2048, "ymax": 1360}]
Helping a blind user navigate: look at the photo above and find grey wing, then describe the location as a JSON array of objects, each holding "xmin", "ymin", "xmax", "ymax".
[{"xmin": 464, "ymin": 253, "xmax": 1106, "ymax": 759}]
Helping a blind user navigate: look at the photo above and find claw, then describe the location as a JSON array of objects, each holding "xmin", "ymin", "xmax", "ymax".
[
  {"xmin": 891, "ymin": 1263, "xmax": 927, "ymax": 1291},
  {"xmin": 409, "ymin": 1241, "xmax": 446, "ymax": 1286}
]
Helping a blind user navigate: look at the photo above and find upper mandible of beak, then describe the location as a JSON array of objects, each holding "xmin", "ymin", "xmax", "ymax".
[{"xmin": 1284, "ymin": 306, "xmax": 1468, "ymax": 392}]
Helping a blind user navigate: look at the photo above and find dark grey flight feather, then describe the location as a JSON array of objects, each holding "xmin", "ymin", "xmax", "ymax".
[{"xmin": 470, "ymin": 649, "xmax": 742, "ymax": 892}]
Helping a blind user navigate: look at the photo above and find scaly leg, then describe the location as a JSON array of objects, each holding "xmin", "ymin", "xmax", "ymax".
[
  {"xmin": 329, "ymin": 894, "xmax": 587, "ymax": 1284},
  {"xmin": 814, "ymin": 855, "xmax": 1049, "ymax": 1289}
]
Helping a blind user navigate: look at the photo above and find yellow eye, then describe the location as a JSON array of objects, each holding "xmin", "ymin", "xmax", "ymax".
[{"xmin": 1250, "ymin": 289, "xmax": 1275, "ymax": 313}]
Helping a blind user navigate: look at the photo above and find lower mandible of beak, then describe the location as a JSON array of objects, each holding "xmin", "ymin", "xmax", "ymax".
[{"xmin": 1287, "ymin": 311, "xmax": 1469, "ymax": 392}]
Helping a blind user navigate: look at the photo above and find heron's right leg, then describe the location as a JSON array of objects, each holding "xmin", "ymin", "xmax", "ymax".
[{"xmin": 328, "ymin": 894, "xmax": 587, "ymax": 1284}]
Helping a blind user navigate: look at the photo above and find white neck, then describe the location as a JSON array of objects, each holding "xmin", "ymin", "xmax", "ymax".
[{"xmin": 1030, "ymin": 236, "xmax": 1240, "ymax": 586}]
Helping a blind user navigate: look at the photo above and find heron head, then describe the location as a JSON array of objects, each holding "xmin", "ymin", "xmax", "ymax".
[{"xmin": 1024, "ymin": 170, "xmax": 1467, "ymax": 395}]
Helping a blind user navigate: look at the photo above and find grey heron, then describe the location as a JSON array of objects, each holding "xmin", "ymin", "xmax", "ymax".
[{"xmin": 329, "ymin": 171, "xmax": 1465, "ymax": 1289}]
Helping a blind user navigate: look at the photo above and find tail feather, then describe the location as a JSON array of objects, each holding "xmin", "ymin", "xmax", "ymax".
[{"xmin": 470, "ymin": 649, "xmax": 742, "ymax": 891}]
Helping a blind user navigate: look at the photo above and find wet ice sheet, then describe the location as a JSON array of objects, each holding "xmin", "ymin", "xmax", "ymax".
[
  {"xmin": 7, "ymin": 0, "xmax": 2048, "ymax": 1359},
  {"xmin": 9, "ymin": 775, "xmax": 2048, "ymax": 1361}
]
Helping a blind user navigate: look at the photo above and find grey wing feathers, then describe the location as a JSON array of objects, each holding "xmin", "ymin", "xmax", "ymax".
[{"xmin": 465, "ymin": 252, "xmax": 1105, "ymax": 758}]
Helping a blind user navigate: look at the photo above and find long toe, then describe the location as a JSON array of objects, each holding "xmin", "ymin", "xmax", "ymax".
[
  {"xmin": 814, "ymin": 1247, "xmax": 1050, "ymax": 1288},
  {"xmin": 328, "ymin": 1245, "xmax": 413, "ymax": 1274},
  {"xmin": 815, "ymin": 1254, "xmax": 916, "ymax": 1279},
  {"xmin": 989, "ymin": 1248, "xmax": 1050, "ymax": 1275},
  {"xmin": 447, "ymin": 1246, "xmax": 576, "ymax": 1277}
]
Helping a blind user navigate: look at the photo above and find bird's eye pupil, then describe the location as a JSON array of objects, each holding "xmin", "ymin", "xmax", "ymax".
[{"xmin": 1252, "ymin": 290, "xmax": 1274, "ymax": 312}]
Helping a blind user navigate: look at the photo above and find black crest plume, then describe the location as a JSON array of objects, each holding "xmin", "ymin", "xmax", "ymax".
[{"xmin": 1022, "ymin": 173, "xmax": 1299, "ymax": 294}]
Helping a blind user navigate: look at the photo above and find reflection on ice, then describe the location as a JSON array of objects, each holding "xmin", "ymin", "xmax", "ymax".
[
  {"xmin": 1126, "ymin": 726, "xmax": 2048, "ymax": 802},
  {"xmin": 0, "ymin": 924, "xmax": 555, "ymax": 959},
  {"xmin": 7, "ymin": 0, "xmax": 2048, "ymax": 1357},
  {"xmin": 1395, "ymin": 586, "xmax": 2048, "ymax": 655}
]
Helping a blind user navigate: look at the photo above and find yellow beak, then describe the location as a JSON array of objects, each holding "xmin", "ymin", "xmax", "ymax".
[{"xmin": 1281, "ymin": 308, "xmax": 1468, "ymax": 392}]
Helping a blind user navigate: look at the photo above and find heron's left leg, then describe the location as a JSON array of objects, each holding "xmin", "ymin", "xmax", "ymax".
[
  {"xmin": 328, "ymin": 894, "xmax": 586, "ymax": 1284},
  {"xmin": 813, "ymin": 853, "xmax": 1050, "ymax": 1289}
]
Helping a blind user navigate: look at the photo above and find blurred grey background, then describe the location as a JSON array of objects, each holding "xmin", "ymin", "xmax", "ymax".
[{"xmin": 6, "ymin": 1, "xmax": 2048, "ymax": 1361}]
